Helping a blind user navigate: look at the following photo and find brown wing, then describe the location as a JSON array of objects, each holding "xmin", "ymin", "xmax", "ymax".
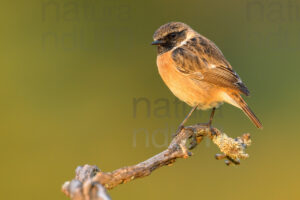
[{"xmin": 171, "ymin": 35, "xmax": 250, "ymax": 96}]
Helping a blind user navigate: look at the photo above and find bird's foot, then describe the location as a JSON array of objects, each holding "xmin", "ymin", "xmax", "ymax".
[
  {"xmin": 172, "ymin": 124, "xmax": 185, "ymax": 138},
  {"xmin": 201, "ymin": 122, "xmax": 216, "ymax": 136}
]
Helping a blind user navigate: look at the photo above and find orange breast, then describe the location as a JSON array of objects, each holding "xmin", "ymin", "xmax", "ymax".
[{"xmin": 156, "ymin": 51, "xmax": 224, "ymax": 109}]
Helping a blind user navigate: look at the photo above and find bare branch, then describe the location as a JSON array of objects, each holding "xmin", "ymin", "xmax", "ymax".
[
  {"xmin": 62, "ymin": 165, "xmax": 111, "ymax": 200},
  {"xmin": 62, "ymin": 124, "xmax": 251, "ymax": 199}
]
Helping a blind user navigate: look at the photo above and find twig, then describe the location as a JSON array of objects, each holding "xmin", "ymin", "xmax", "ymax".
[{"xmin": 62, "ymin": 124, "xmax": 251, "ymax": 199}]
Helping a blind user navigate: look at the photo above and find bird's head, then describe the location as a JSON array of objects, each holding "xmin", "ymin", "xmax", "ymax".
[{"xmin": 152, "ymin": 22, "xmax": 195, "ymax": 54}]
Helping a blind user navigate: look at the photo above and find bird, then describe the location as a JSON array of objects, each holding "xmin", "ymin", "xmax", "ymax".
[{"xmin": 151, "ymin": 22, "xmax": 262, "ymax": 131}]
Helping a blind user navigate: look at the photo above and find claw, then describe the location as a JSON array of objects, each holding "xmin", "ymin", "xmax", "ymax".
[
  {"xmin": 172, "ymin": 125, "xmax": 185, "ymax": 138},
  {"xmin": 177, "ymin": 124, "xmax": 184, "ymax": 133}
]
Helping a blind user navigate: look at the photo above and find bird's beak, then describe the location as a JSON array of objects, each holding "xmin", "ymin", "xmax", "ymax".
[{"xmin": 151, "ymin": 40, "xmax": 164, "ymax": 45}]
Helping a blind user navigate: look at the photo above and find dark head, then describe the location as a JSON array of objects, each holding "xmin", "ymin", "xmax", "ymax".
[{"xmin": 152, "ymin": 22, "xmax": 196, "ymax": 54}]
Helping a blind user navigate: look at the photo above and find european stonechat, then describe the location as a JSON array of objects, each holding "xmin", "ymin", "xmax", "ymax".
[{"xmin": 152, "ymin": 22, "xmax": 262, "ymax": 129}]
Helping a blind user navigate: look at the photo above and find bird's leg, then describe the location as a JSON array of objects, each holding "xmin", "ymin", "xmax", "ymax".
[
  {"xmin": 208, "ymin": 107, "xmax": 216, "ymax": 127},
  {"xmin": 176, "ymin": 105, "xmax": 198, "ymax": 134},
  {"xmin": 206, "ymin": 107, "xmax": 216, "ymax": 135}
]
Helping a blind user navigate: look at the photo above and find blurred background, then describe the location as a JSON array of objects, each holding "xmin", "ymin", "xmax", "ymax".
[{"xmin": 0, "ymin": 0, "xmax": 299, "ymax": 199}]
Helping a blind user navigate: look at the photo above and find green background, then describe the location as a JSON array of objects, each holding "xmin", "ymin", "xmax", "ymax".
[{"xmin": 1, "ymin": 0, "xmax": 299, "ymax": 199}]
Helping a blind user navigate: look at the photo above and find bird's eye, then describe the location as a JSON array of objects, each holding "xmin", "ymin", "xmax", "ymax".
[{"xmin": 169, "ymin": 33, "xmax": 177, "ymax": 39}]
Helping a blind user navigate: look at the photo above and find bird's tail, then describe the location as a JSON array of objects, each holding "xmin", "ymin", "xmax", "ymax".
[{"xmin": 229, "ymin": 93, "xmax": 263, "ymax": 129}]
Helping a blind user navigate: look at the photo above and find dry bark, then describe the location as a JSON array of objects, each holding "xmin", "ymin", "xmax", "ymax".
[{"xmin": 62, "ymin": 124, "xmax": 251, "ymax": 199}]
